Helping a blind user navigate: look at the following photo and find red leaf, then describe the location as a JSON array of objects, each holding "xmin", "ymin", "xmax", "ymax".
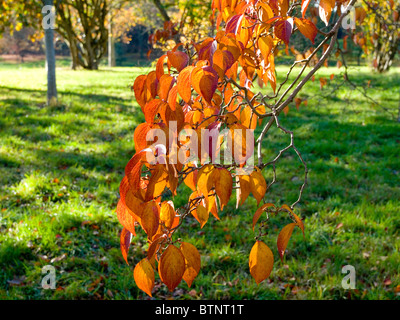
[
  {"xmin": 120, "ymin": 227, "xmax": 132, "ymax": 265},
  {"xmin": 275, "ymin": 18, "xmax": 293, "ymax": 45},
  {"xmin": 191, "ymin": 65, "xmax": 219, "ymax": 105}
]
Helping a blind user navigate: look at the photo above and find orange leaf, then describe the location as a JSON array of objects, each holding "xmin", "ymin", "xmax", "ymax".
[
  {"xmin": 147, "ymin": 235, "xmax": 164, "ymax": 260},
  {"xmin": 167, "ymin": 51, "xmax": 189, "ymax": 72},
  {"xmin": 158, "ymin": 74, "xmax": 175, "ymax": 101},
  {"xmin": 156, "ymin": 55, "xmax": 167, "ymax": 80},
  {"xmin": 158, "ymin": 245, "xmax": 186, "ymax": 292},
  {"xmin": 277, "ymin": 223, "xmax": 296, "ymax": 261},
  {"xmin": 184, "ymin": 168, "xmax": 198, "ymax": 191},
  {"xmin": 177, "ymin": 66, "xmax": 195, "ymax": 103},
  {"xmin": 196, "ymin": 164, "xmax": 215, "ymax": 206},
  {"xmin": 213, "ymin": 49, "xmax": 235, "ymax": 80},
  {"xmin": 192, "ymin": 203, "xmax": 209, "ymax": 228},
  {"xmin": 213, "ymin": 168, "xmax": 232, "ymax": 210},
  {"xmin": 116, "ymin": 199, "xmax": 137, "ymax": 235},
  {"xmin": 236, "ymin": 175, "xmax": 250, "ymax": 207},
  {"xmin": 125, "ymin": 152, "xmax": 145, "ymax": 193},
  {"xmin": 319, "ymin": 0, "xmax": 335, "ymax": 26},
  {"xmin": 134, "ymin": 123, "xmax": 151, "ymax": 153},
  {"xmin": 252, "ymin": 203, "xmax": 275, "ymax": 231},
  {"xmin": 280, "ymin": 204, "xmax": 305, "ymax": 236},
  {"xmin": 191, "ymin": 65, "xmax": 219, "ymax": 105},
  {"xmin": 145, "ymin": 164, "xmax": 168, "ymax": 201},
  {"xmin": 120, "ymin": 227, "xmax": 132, "ymax": 265},
  {"xmin": 144, "ymin": 99, "xmax": 163, "ymax": 124},
  {"xmin": 249, "ymin": 169, "xmax": 267, "ymax": 205},
  {"xmin": 180, "ymin": 242, "xmax": 201, "ymax": 288},
  {"xmin": 133, "ymin": 258, "xmax": 155, "ymax": 297},
  {"xmin": 294, "ymin": 17, "xmax": 317, "ymax": 44},
  {"xmin": 133, "ymin": 75, "xmax": 148, "ymax": 109},
  {"xmin": 160, "ymin": 201, "xmax": 176, "ymax": 229},
  {"xmin": 301, "ymin": 0, "xmax": 312, "ymax": 18},
  {"xmin": 258, "ymin": 35, "xmax": 273, "ymax": 61},
  {"xmin": 249, "ymin": 241, "xmax": 274, "ymax": 284},
  {"xmin": 141, "ymin": 201, "xmax": 160, "ymax": 240}
]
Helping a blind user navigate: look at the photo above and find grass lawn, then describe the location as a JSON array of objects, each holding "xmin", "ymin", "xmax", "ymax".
[{"xmin": 0, "ymin": 58, "xmax": 399, "ymax": 300}]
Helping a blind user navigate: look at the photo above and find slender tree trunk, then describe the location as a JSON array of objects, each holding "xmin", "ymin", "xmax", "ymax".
[
  {"xmin": 43, "ymin": 0, "xmax": 58, "ymax": 106},
  {"xmin": 108, "ymin": 16, "xmax": 116, "ymax": 67}
]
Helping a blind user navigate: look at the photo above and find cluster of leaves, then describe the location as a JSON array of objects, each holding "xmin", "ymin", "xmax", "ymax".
[{"xmin": 117, "ymin": 0, "xmax": 355, "ymax": 296}]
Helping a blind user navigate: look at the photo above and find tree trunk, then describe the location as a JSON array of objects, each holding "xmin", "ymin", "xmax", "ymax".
[
  {"xmin": 108, "ymin": 16, "xmax": 116, "ymax": 67},
  {"xmin": 43, "ymin": 0, "xmax": 58, "ymax": 106}
]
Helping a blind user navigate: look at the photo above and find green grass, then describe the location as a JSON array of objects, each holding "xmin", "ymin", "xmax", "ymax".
[{"xmin": 0, "ymin": 59, "xmax": 399, "ymax": 300}]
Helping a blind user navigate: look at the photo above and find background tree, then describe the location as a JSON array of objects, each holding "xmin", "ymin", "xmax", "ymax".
[
  {"xmin": 351, "ymin": 0, "xmax": 400, "ymax": 72},
  {"xmin": 56, "ymin": 0, "xmax": 109, "ymax": 70},
  {"xmin": 0, "ymin": 0, "xmax": 58, "ymax": 105}
]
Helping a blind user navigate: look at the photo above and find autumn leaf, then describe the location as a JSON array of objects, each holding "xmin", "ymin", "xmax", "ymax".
[
  {"xmin": 167, "ymin": 50, "xmax": 189, "ymax": 72},
  {"xmin": 258, "ymin": 35, "xmax": 274, "ymax": 61},
  {"xmin": 120, "ymin": 227, "xmax": 132, "ymax": 265},
  {"xmin": 158, "ymin": 74, "xmax": 175, "ymax": 101},
  {"xmin": 236, "ymin": 174, "xmax": 251, "ymax": 207},
  {"xmin": 191, "ymin": 65, "xmax": 219, "ymax": 105},
  {"xmin": 134, "ymin": 258, "xmax": 155, "ymax": 297},
  {"xmin": 277, "ymin": 223, "xmax": 296, "ymax": 261},
  {"xmin": 133, "ymin": 74, "xmax": 148, "ymax": 109},
  {"xmin": 252, "ymin": 203, "xmax": 275, "ymax": 231},
  {"xmin": 177, "ymin": 66, "xmax": 195, "ymax": 103},
  {"xmin": 301, "ymin": 0, "xmax": 312, "ymax": 18},
  {"xmin": 280, "ymin": 204, "xmax": 305, "ymax": 236},
  {"xmin": 134, "ymin": 123, "xmax": 151, "ymax": 153},
  {"xmin": 192, "ymin": 203, "xmax": 209, "ymax": 228},
  {"xmin": 180, "ymin": 242, "xmax": 201, "ymax": 288},
  {"xmin": 158, "ymin": 245, "xmax": 186, "ymax": 292},
  {"xmin": 213, "ymin": 168, "xmax": 233, "ymax": 210},
  {"xmin": 294, "ymin": 18, "xmax": 317, "ymax": 44},
  {"xmin": 249, "ymin": 241, "xmax": 274, "ymax": 284},
  {"xmin": 141, "ymin": 201, "xmax": 160, "ymax": 240},
  {"xmin": 160, "ymin": 201, "xmax": 176, "ymax": 229},
  {"xmin": 319, "ymin": 0, "xmax": 335, "ymax": 26},
  {"xmin": 213, "ymin": 49, "xmax": 235, "ymax": 80},
  {"xmin": 196, "ymin": 164, "xmax": 215, "ymax": 206},
  {"xmin": 249, "ymin": 169, "xmax": 267, "ymax": 205},
  {"xmin": 145, "ymin": 164, "xmax": 168, "ymax": 201},
  {"xmin": 275, "ymin": 18, "xmax": 293, "ymax": 45}
]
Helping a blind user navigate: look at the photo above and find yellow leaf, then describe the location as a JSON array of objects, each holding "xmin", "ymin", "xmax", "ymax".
[
  {"xmin": 249, "ymin": 241, "xmax": 274, "ymax": 284},
  {"xmin": 160, "ymin": 201, "xmax": 176, "ymax": 229},
  {"xmin": 158, "ymin": 245, "xmax": 186, "ymax": 292},
  {"xmin": 249, "ymin": 169, "xmax": 267, "ymax": 205},
  {"xmin": 133, "ymin": 258, "xmax": 155, "ymax": 297},
  {"xmin": 213, "ymin": 168, "xmax": 233, "ymax": 210},
  {"xmin": 180, "ymin": 242, "xmax": 201, "ymax": 288}
]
